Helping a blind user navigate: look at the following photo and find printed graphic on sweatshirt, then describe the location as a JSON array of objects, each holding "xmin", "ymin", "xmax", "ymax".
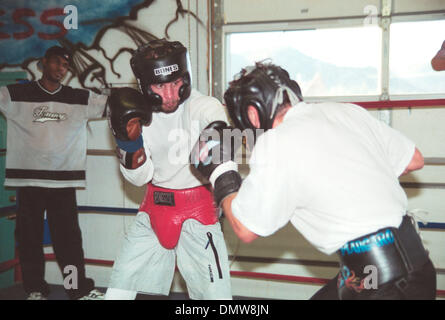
[{"xmin": 33, "ymin": 106, "xmax": 67, "ymax": 122}]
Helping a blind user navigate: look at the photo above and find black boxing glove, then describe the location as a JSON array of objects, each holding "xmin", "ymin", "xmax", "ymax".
[
  {"xmin": 190, "ymin": 121, "xmax": 242, "ymax": 205},
  {"xmin": 107, "ymin": 87, "xmax": 152, "ymax": 169}
]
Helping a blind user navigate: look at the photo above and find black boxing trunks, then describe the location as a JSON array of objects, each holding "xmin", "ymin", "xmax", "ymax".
[
  {"xmin": 336, "ymin": 215, "xmax": 430, "ymax": 299},
  {"xmin": 139, "ymin": 184, "xmax": 219, "ymax": 249}
]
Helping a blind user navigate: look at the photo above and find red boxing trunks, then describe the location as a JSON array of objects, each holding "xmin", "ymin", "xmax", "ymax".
[{"xmin": 139, "ymin": 183, "xmax": 219, "ymax": 249}]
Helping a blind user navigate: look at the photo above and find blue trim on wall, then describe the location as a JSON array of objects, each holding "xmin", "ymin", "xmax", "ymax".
[
  {"xmin": 77, "ymin": 206, "xmax": 138, "ymax": 214},
  {"xmin": 418, "ymin": 222, "xmax": 445, "ymax": 230}
]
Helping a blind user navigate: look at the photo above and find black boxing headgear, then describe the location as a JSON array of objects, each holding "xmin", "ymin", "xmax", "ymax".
[
  {"xmin": 224, "ymin": 62, "xmax": 302, "ymax": 136},
  {"xmin": 130, "ymin": 39, "xmax": 191, "ymax": 112}
]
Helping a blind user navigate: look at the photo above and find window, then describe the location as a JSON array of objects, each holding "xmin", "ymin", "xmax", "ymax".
[
  {"xmin": 226, "ymin": 26, "xmax": 382, "ymax": 98},
  {"xmin": 224, "ymin": 17, "xmax": 445, "ymax": 100},
  {"xmin": 389, "ymin": 19, "xmax": 445, "ymax": 96}
]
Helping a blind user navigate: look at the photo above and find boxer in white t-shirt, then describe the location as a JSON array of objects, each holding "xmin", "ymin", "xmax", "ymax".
[
  {"xmin": 191, "ymin": 62, "xmax": 436, "ymax": 300},
  {"xmin": 105, "ymin": 39, "xmax": 232, "ymax": 300}
]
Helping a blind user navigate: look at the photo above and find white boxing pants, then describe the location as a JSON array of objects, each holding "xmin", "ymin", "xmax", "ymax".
[{"xmin": 106, "ymin": 212, "xmax": 232, "ymax": 300}]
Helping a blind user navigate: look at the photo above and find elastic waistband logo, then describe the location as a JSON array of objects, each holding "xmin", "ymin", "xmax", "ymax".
[{"xmin": 340, "ymin": 229, "xmax": 395, "ymax": 256}]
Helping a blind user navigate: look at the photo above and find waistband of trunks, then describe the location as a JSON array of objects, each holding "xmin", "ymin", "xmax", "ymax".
[
  {"xmin": 337, "ymin": 215, "xmax": 429, "ymax": 287},
  {"xmin": 140, "ymin": 183, "xmax": 216, "ymax": 210}
]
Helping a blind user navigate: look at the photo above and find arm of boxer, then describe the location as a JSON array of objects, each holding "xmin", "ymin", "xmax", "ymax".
[
  {"xmin": 400, "ymin": 147, "xmax": 424, "ymax": 176},
  {"xmin": 431, "ymin": 40, "xmax": 445, "ymax": 71},
  {"xmin": 113, "ymin": 118, "xmax": 147, "ymax": 170},
  {"xmin": 358, "ymin": 107, "xmax": 418, "ymax": 177},
  {"xmin": 119, "ymin": 154, "xmax": 154, "ymax": 187},
  {"xmin": 107, "ymin": 87, "xmax": 152, "ymax": 169},
  {"xmin": 191, "ymin": 94, "xmax": 229, "ymax": 130},
  {"xmin": 190, "ymin": 121, "xmax": 242, "ymax": 205},
  {"xmin": 221, "ymin": 193, "xmax": 259, "ymax": 243},
  {"xmin": 118, "ymin": 124, "xmax": 154, "ymax": 186},
  {"xmin": 201, "ymin": 97, "xmax": 230, "ymax": 128},
  {"xmin": 115, "ymin": 131, "xmax": 147, "ymax": 169}
]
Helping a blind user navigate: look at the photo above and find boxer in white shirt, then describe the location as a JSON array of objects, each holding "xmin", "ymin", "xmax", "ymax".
[
  {"xmin": 105, "ymin": 39, "xmax": 232, "ymax": 300},
  {"xmin": 191, "ymin": 62, "xmax": 436, "ymax": 300}
]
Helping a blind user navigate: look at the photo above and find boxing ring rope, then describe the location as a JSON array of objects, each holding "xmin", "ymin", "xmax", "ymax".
[{"xmin": 77, "ymin": 206, "xmax": 445, "ymax": 230}]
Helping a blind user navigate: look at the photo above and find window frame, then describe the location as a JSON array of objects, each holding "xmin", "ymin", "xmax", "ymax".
[{"xmin": 216, "ymin": 12, "xmax": 445, "ymax": 105}]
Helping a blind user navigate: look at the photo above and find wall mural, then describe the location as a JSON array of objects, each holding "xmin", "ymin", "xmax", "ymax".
[{"xmin": 0, "ymin": 0, "xmax": 204, "ymax": 93}]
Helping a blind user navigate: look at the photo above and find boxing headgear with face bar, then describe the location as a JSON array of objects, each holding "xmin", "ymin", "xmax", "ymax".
[
  {"xmin": 224, "ymin": 62, "xmax": 302, "ymax": 142},
  {"xmin": 130, "ymin": 39, "xmax": 192, "ymax": 112}
]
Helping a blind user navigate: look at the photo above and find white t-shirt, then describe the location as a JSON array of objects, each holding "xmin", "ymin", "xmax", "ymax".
[
  {"xmin": 120, "ymin": 89, "xmax": 229, "ymax": 189},
  {"xmin": 0, "ymin": 81, "xmax": 107, "ymax": 188},
  {"xmin": 232, "ymin": 101, "xmax": 415, "ymax": 255}
]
